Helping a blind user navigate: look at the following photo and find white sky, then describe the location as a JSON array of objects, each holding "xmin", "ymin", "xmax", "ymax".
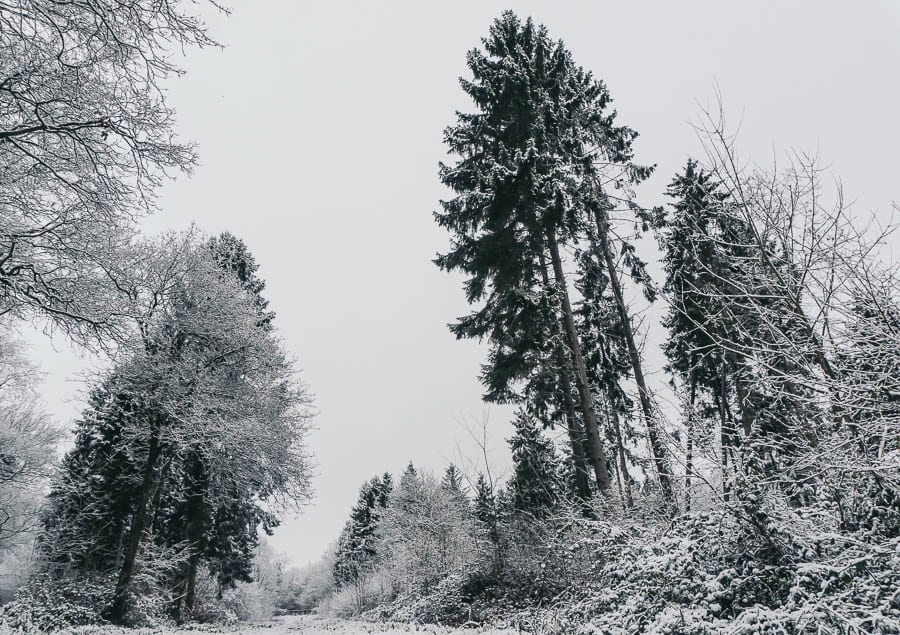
[{"xmin": 24, "ymin": 1, "xmax": 900, "ymax": 567}]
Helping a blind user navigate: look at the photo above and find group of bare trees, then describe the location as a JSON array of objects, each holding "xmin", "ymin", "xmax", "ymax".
[
  {"xmin": 662, "ymin": 108, "xmax": 900, "ymax": 538},
  {"xmin": 0, "ymin": 0, "xmax": 224, "ymax": 345}
]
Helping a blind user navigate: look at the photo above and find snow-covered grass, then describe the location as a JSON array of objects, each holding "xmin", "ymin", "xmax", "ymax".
[{"xmin": 22, "ymin": 615, "xmax": 517, "ymax": 635}]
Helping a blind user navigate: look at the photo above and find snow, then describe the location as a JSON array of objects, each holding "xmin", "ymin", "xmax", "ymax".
[{"xmin": 44, "ymin": 615, "xmax": 518, "ymax": 635}]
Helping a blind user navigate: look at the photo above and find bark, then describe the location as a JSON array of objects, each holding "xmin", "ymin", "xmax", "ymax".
[
  {"xmin": 177, "ymin": 453, "xmax": 208, "ymax": 621},
  {"xmin": 106, "ymin": 431, "xmax": 162, "ymax": 623},
  {"xmin": 593, "ymin": 211, "xmax": 674, "ymax": 505},
  {"xmin": 605, "ymin": 386, "xmax": 633, "ymax": 509},
  {"xmin": 561, "ymin": 385, "xmax": 592, "ymax": 501},
  {"xmin": 685, "ymin": 371, "xmax": 697, "ymax": 513},
  {"xmin": 718, "ymin": 361, "xmax": 731, "ymax": 501},
  {"xmin": 539, "ymin": 253, "xmax": 592, "ymax": 500},
  {"xmin": 733, "ymin": 374, "xmax": 753, "ymax": 437},
  {"xmin": 546, "ymin": 230, "xmax": 611, "ymax": 495}
]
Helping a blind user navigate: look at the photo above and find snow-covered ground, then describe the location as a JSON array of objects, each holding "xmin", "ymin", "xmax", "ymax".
[{"xmin": 51, "ymin": 615, "xmax": 517, "ymax": 635}]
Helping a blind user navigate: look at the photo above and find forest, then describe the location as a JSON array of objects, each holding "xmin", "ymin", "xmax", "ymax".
[{"xmin": 1, "ymin": 2, "xmax": 898, "ymax": 634}]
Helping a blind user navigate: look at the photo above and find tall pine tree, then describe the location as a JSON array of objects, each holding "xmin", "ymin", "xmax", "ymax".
[{"xmin": 436, "ymin": 12, "xmax": 660, "ymax": 499}]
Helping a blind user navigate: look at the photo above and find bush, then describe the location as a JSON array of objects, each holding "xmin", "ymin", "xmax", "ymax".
[{"xmin": 0, "ymin": 573, "xmax": 115, "ymax": 633}]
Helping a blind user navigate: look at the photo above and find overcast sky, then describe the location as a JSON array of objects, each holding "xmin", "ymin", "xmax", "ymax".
[{"xmin": 25, "ymin": 1, "xmax": 900, "ymax": 567}]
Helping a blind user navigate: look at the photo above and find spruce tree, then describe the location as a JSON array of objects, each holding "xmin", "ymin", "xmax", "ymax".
[
  {"xmin": 436, "ymin": 11, "xmax": 655, "ymax": 497},
  {"xmin": 575, "ymin": 249, "xmax": 636, "ymax": 507},
  {"xmin": 507, "ymin": 411, "xmax": 563, "ymax": 517},
  {"xmin": 41, "ymin": 382, "xmax": 148, "ymax": 572},
  {"xmin": 661, "ymin": 160, "xmax": 744, "ymax": 503},
  {"xmin": 662, "ymin": 160, "xmax": 824, "ymax": 505},
  {"xmin": 333, "ymin": 474, "xmax": 392, "ymax": 586}
]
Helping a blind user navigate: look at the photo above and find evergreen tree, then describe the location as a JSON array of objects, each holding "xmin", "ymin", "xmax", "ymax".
[
  {"xmin": 333, "ymin": 474, "xmax": 393, "ymax": 585},
  {"xmin": 435, "ymin": 11, "xmax": 656, "ymax": 497},
  {"xmin": 661, "ymin": 160, "xmax": 745, "ymax": 503},
  {"xmin": 507, "ymin": 411, "xmax": 562, "ymax": 517},
  {"xmin": 41, "ymin": 381, "xmax": 150, "ymax": 572},
  {"xmin": 472, "ymin": 472, "xmax": 503, "ymax": 573},
  {"xmin": 575, "ymin": 249, "xmax": 636, "ymax": 507},
  {"xmin": 662, "ymin": 160, "xmax": 824, "ymax": 505}
]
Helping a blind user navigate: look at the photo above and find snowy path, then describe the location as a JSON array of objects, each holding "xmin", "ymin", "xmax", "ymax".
[
  {"xmin": 251, "ymin": 615, "xmax": 514, "ymax": 633},
  {"xmin": 54, "ymin": 615, "xmax": 518, "ymax": 634}
]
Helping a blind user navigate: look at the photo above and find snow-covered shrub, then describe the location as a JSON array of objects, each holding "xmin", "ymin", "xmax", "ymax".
[
  {"xmin": 188, "ymin": 563, "xmax": 279, "ymax": 624},
  {"xmin": 0, "ymin": 573, "xmax": 114, "ymax": 632},
  {"xmin": 504, "ymin": 505, "xmax": 900, "ymax": 634}
]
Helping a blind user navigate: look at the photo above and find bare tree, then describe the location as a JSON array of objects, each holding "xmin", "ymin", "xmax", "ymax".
[
  {"xmin": 676, "ymin": 102, "xmax": 900, "ymax": 532},
  {"xmin": 0, "ymin": 0, "xmax": 224, "ymax": 344},
  {"xmin": 0, "ymin": 329, "xmax": 59, "ymax": 552}
]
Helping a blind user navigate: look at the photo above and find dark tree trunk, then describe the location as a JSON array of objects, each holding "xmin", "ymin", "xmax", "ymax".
[
  {"xmin": 106, "ymin": 432, "xmax": 162, "ymax": 623},
  {"xmin": 733, "ymin": 373, "xmax": 753, "ymax": 438},
  {"xmin": 685, "ymin": 370, "xmax": 697, "ymax": 512},
  {"xmin": 605, "ymin": 386, "xmax": 633, "ymax": 509},
  {"xmin": 561, "ymin": 387, "xmax": 592, "ymax": 501},
  {"xmin": 175, "ymin": 452, "xmax": 207, "ymax": 622},
  {"xmin": 593, "ymin": 211, "xmax": 674, "ymax": 505},
  {"xmin": 546, "ymin": 230, "xmax": 611, "ymax": 495},
  {"xmin": 540, "ymin": 253, "xmax": 592, "ymax": 501},
  {"xmin": 718, "ymin": 361, "xmax": 730, "ymax": 501}
]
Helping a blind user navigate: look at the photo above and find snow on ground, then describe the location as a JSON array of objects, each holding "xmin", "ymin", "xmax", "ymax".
[{"xmin": 49, "ymin": 615, "xmax": 518, "ymax": 635}]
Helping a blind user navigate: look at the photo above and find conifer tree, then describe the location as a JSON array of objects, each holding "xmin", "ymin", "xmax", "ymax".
[
  {"xmin": 40, "ymin": 382, "xmax": 147, "ymax": 572},
  {"xmin": 662, "ymin": 160, "xmax": 824, "ymax": 504},
  {"xmin": 333, "ymin": 474, "xmax": 392, "ymax": 586},
  {"xmin": 436, "ymin": 11, "xmax": 655, "ymax": 498},
  {"xmin": 661, "ymin": 161, "xmax": 745, "ymax": 503},
  {"xmin": 472, "ymin": 472, "xmax": 503, "ymax": 573},
  {"xmin": 507, "ymin": 411, "xmax": 563, "ymax": 517},
  {"xmin": 575, "ymin": 249, "xmax": 636, "ymax": 507}
]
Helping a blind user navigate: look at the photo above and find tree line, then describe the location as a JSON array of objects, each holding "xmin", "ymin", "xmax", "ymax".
[{"xmin": 298, "ymin": 11, "xmax": 899, "ymax": 631}]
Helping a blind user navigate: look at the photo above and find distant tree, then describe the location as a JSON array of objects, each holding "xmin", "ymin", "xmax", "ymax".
[
  {"xmin": 472, "ymin": 472, "xmax": 503, "ymax": 575},
  {"xmin": 507, "ymin": 411, "xmax": 562, "ymax": 517},
  {"xmin": 441, "ymin": 464, "xmax": 469, "ymax": 506},
  {"xmin": 0, "ymin": 332, "xmax": 59, "ymax": 553},
  {"xmin": 379, "ymin": 469, "xmax": 475, "ymax": 593},
  {"xmin": 333, "ymin": 474, "xmax": 393, "ymax": 586}
]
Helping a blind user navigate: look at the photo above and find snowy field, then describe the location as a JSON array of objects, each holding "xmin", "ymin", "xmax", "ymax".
[{"xmin": 45, "ymin": 616, "xmax": 518, "ymax": 635}]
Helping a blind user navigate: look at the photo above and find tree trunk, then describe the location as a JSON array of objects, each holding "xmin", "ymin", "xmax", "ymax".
[
  {"xmin": 546, "ymin": 230, "xmax": 611, "ymax": 495},
  {"xmin": 605, "ymin": 386, "xmax": 633, "ymax": 509},
  {"xmin": 685, "ymin": 371, "xmax": 697, "ymax": 513},
  {"xmin": 561, "ymin": 388, "xmax": 592, "ymax": 501},
  {"xmin": 177, "ymin": 452, "xmax": 207, "ymax": 621},
  {"xmin": 593, "ymin": 211, "xmax": 674, "ymax": 505},
  {"xmin": 733, "ymin": 373, "xmax": 753, "ymax": 438},
  {"xmin": 540, "ymin": 252, "xmax": 592, "ymax": 501},
  {"xmin": 107, "ymin": 432, "xmax": 162, "ymax": 623},
  {"xmin": 718, "ymin": 361, "xmax": 730, "ymax": 502}
]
